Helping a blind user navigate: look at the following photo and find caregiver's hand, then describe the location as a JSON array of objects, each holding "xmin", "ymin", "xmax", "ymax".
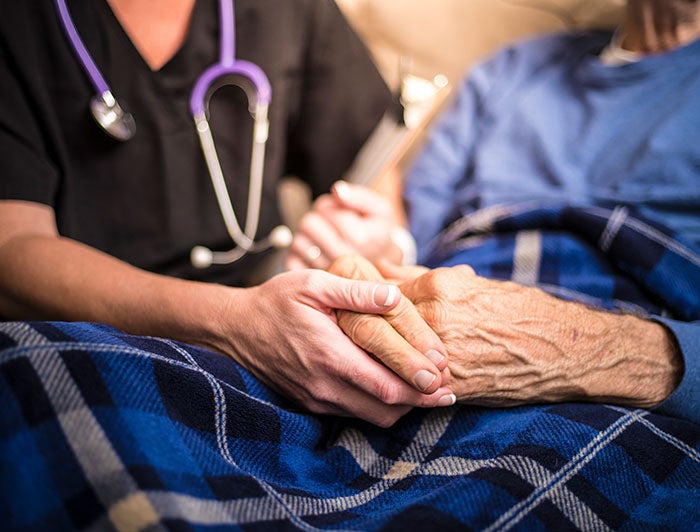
[
  {"xmin": 286, "ymin": 182, "xmax": 405, "ymax": 271},
  {"xmin": 0, "ymin": 202, "xmax": 448, "ymax": 428},
  {"xmin": 214, "ymin": 268, "xmax": 454, "ymax": 427},
  {"xmin": 327, "ymin": 255, "xmax": 455, "ymax": 403},
  {"xmin": 396, "ymin": 265, "xmax": 683, "ymax": 408}
]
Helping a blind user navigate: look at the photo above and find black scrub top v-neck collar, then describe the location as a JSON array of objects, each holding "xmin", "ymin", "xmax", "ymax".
[
  {"xmin": 94, "ymin": 0, "xmax": 217, "ymax": 132},
  {"xmin": 100, "ymin": 1, "xmax": 200, "ymax": 75}
]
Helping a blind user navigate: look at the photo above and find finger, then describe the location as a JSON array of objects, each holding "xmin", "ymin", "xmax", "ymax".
[
  {"xmin": 289, "ymin": 232, "xmax": 331, "ymax": 270},
  {"xmin": 311, "ymin": 204, "xmax": 366, "ymax": 247},
  {"xmin": 440, "ymin": 365, "xmax": 451, "ymax": 388},
  {"xmin": 384, "ymin": 298, "xmax": 448, "ymax": 372},
  {"xmin": 399, "ymin": 265, "xmax": 476, "ymax": 303},
  {"xmin": 328, "ymin": 256, "xmax": 448, "ymax": 368},
  {"xmin": 327, "ymin": 256, "xmax": 449, "ymax": 392},
  {"xmin": 328, "ymin": 345, "xmax": 456, "ymax": 422},
  {"xmin": 309, "ymin": 193, "xmax": 339, "ymax": 215},
  {"xmin": 308, "ymin": 268, "xmax": 402, "ymax": 314},
  {"xmin": 337, "ymin": 309, "xmax": 445, "ymax": 394},
  {"xmin": 305, "ymin": 331, "xmax": 455, "ymax": 425},
  {"xmin": 297, "ymin": 211, "xmax": 355, "ymax": 261},
  {"xmin": 304, "ymin": 379, "xmax": 412, "ymax": 428},
  {"xmin": 332, "ymin": 181, "xmax": 391, "ymax": 217}
]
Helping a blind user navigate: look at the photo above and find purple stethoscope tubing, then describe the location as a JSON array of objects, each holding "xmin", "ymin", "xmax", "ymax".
[
  {"xmin": 54, "ymin": 0, "xmax": 136, "ymax": 140},
  {"xmin": 54, "ymin": 0, "xmax": 110, "ymax": 96},
  {"xmin": 190, "ymin": 0, "xmax": 271, "ymax": 117},
  {"xmin": 54, "ymin": 0, "xmax": 290, "ymax": 267}
]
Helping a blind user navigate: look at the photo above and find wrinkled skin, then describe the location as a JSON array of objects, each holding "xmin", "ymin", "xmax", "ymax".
[
  {"xmin": 331, "ymin": 256, "xmax": 682, "ymax": 409},
  {"xmin": 327, "ymin": 256, "xmax": 452, "ymax": 398}
]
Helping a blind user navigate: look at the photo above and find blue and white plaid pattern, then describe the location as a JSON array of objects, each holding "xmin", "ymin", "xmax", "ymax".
[
  {"xmin": 1, "ymin": 320, "xmax": 699, "ymax": 531},
  {"xmin": 2, "ymin": 203, "xmax": 699, "ymax": 530},
  {"xmin": 428, "ymin": 202, "xmax": 700, "ymax": 321}
]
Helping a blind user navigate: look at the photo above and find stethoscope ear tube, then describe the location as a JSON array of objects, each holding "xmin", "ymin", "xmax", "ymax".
[{"xmin": 191, "ymin": 100, "xmax": 290, "ymax": 267}]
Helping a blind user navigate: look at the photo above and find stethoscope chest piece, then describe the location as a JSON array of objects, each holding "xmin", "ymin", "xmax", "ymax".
[{"xmin": 90, "ymin": 92, "xmax": 136, "ymax": 141}]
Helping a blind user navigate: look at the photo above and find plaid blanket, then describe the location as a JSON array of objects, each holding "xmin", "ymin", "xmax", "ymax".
[
  {"xmin": 1, "ymin": 321, "xmax": 699, "ymax": 531},
  {"xmin": 2, "ymin": 204, "xmax": 699, "ymax": 530},
  {"xmin": 428, "ymin": 202, "xmax": 700, "ymax": 322}
]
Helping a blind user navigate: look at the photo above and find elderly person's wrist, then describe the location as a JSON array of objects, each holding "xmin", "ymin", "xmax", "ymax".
[{"xmin": 580, "ymin": 313, "xmax": 683, "ymax": 408}]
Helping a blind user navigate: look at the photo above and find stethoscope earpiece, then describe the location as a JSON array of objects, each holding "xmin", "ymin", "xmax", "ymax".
[{"xmin": 268, "ymin": 225, "xmax": 293, "ymax": 249}]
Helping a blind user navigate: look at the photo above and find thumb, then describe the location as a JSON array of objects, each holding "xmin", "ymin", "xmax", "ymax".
[
  {"xmin": 331, "ymin": 181, "xmax": 390, "ymax": 217},
  {"xmin": 312, "ymin": 271, "xmax": 401, "ymax": 314}
]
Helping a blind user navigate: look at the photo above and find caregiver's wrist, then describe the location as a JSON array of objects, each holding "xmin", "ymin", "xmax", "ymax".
[{"xmin": 180, "ymin": 282, "xmax": 246, "ymax": 358}]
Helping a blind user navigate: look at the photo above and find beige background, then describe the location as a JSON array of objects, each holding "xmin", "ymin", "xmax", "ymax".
[
  {"xmin": 336, "ymin": 0, "xmax": 624, "ymax": 89},
  {"xmin": 279, "ymin": 1, "xmax": 625, "ymax": 235}
]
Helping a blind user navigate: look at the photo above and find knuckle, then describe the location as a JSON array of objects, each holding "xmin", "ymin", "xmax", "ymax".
[
  {"xmin": 310, "ymin": 386, "xmax": 330, "ymax": 404},
  {"xmin": 314, "ymin": 194, "xmax": 334, "ymax": 209},
  {"xmin": 418, "ymin": 267, "xmax": 473, "ymax": 298},
  {"xmin": 375, "ymin": 380, "xmax": 401, "ymax": 405},
  {"xmin": 385, "ymin": 297, "xmax": 414, "ymax": 321},
  {"xmin": 298, "ymin": 213, "xmax": 319, "ymax": 234},
  {"xmin": 453, "ymin": 264, "xmax": 476, "ymax": 276},
  {"xmin": 328, "ymin": 254, "xmax": 361, "ymax": 278},
  {"xmin": 364, "ymin": 319, "xmax": 388, "ymax": 346},
  {"xmin": 347, "ymin": 281, "xmax": 369, "ymax": 309},
  {"xmin": 296, "ymin": 269, "xmax": 325, "ymax": 295},
  {"xmin": 308, "ymin": 381, "xmax": 338, "ymax": 406}
]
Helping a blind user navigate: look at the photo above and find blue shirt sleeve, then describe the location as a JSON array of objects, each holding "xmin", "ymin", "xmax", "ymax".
[
  {"xmin": 653, "ymin": 318, "xmax": 700, "ymax": 425},
  {"xmin": 403, "ymin": 75, "xmax": 482, "ymax": 262},
  {"xmin": 403, "ymin": 33, "xmax": 589, "ymax": 263}
]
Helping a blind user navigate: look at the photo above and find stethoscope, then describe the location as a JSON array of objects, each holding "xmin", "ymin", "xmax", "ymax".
[{"xmin": 53, "ymin": 0, "xmax": 293, "ymax": 268}]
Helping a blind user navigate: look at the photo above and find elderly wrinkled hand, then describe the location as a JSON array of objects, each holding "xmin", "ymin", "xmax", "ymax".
[
  {"xmin": 390, "ymin": 265, "xmax": 682, "ymax": 408},
  {"xmin": 327, "ymin": 256, "xmax": 455, "ymax": 404}
]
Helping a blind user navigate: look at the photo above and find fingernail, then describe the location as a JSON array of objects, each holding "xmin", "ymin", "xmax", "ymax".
[
  {"xmin": 438, "ymin": 393, "xmax": 457, "ymax": 407},
  {"xmin": 373, "ymin": 284, "xmax": 398, "ymax": 307},
  {"xmin": 426, "ymin": 349, "xmax": 444, "ymax": 365},
  {"xmin": 333, "ymin": 180, "xmax": 350, "ymax": 200},
  {"xmin": 414, "ymin": 370, "xmax": 437, "ymax": 391}
]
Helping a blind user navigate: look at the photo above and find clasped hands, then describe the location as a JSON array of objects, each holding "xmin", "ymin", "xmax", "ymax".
[
  {"xmin": 328, "ymin": 254, "xmax": 682, "ymax": 411},
  {"xmin": 283, "ymin": 180, "xmax": 681, "ymax": 421}
]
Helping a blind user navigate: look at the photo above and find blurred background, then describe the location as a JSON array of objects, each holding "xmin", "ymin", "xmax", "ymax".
[{"xmin": 280, "ymin": 0, "xmax": 625, "ymax": 231}]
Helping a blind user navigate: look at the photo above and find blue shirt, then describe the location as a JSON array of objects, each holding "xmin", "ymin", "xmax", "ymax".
[{"xmin": 404, "ymin": 32, "xmax": 700, "ymax": 424}]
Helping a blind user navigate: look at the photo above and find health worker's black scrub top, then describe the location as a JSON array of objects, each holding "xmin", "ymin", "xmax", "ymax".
[{"xmin": 0, "ymin": 0, "xmax": 392, "ymax": 286}]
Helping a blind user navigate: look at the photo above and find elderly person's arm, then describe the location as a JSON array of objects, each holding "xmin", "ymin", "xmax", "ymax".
[{"xmin": 331, "ymin": 256, "xmax": 683, "ymax": 411}]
